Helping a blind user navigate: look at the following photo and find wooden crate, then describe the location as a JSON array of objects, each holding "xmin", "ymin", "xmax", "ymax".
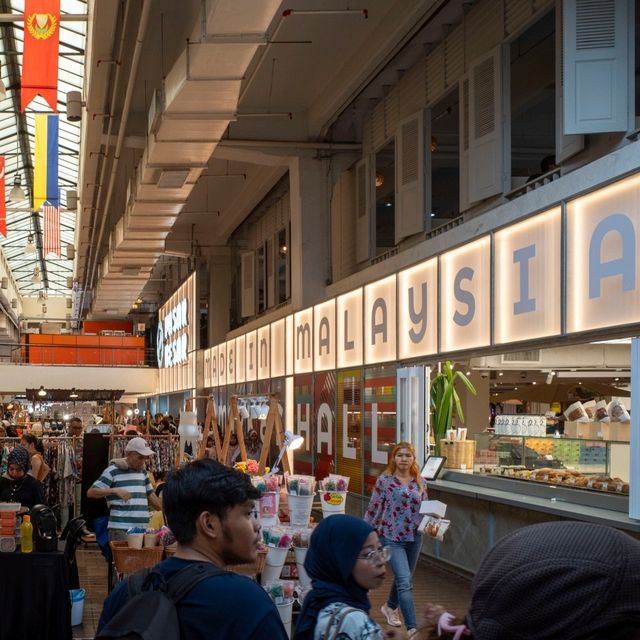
[{"xmin": 440, "ymin": 440, "xmax": 476, "ymax": 471}]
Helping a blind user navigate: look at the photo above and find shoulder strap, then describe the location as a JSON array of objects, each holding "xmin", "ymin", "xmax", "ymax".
[
  {"xmin": 166, "ymin": 562, "xmax": 228, "ymax": 603},
  {"xmin": 323, "ymin": 606, "xmax": 361, "ymax": 640},
  {"xmin": 128, "ymin": 568, "xmax": 154, "ymax": 598}
]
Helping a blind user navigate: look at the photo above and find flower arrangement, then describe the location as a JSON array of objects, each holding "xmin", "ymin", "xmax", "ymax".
[{"xmin": 234, "ymin": 459, "xmax": 260, "ymax": 475}]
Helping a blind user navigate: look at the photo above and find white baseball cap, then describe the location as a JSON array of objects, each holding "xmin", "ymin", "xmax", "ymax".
[{"xmin": 125, "ymin": 437, "xmax": 154, "ymax": 457}]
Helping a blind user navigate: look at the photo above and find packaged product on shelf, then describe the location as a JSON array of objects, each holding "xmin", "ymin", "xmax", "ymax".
[
  {"xmin": 564, "ymin": 401, "xmax": 589, "ymax": 423},
  {"xmin": 594, "ymin": 400, "xmax": 610, "ymax": 422},
  {"xmin": 608, "ymin": 399, "xmax": 630, "ymax": 423}
]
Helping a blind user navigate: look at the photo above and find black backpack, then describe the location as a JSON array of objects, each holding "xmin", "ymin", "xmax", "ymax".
[{"xmin": 96, "ymin": 562, "xmax": 227, "ymax": 640}]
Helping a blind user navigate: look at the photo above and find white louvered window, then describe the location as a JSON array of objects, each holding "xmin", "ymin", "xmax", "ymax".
[
  {"xmin": 563, "ymin": 0, "xmax": 634, "ymax": 134},
  {"xmin": 355, "ymin": 158, "xmax": 372, "ymax": 263},
  {"xmin": 459, "ymin": 76, "xmax": 470, "ymax": 212},
  {"xmin": 240, "ymin": 251, "xmax": 255, "ymax": 319},
  {"xmin": 374, "ymin": 139, "xmax": 396, "ymax": 254},
  {"xmin": 555, "ymin": 0, "xmax": 584, "ymax": 162},
  {"xmin": 465, "ymin": 46, "xmax": 508, "ymax": 204},
  {"xmin": 395, "ymin": 112, "xmax": 425, "ymax": 244}
]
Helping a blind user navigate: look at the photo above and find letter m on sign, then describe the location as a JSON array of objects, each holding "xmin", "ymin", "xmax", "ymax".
[{"xmin": 296, "ymin": 323, "xmax": 311, "ymax": 361}]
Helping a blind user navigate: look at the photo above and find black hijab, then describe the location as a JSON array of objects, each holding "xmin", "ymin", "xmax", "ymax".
[{"xmin": 293, "ymin": 515, "xmax": 374, "ymax": 640}]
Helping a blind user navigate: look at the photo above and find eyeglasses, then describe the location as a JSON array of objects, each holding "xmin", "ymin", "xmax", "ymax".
[{"xmin": 358, "ymin": 546, "xmax": 391, "ymax": 563}]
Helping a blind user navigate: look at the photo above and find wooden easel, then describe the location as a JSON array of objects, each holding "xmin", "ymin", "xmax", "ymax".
[
  {"xmin": 198, "ymin": 396, "xmax": 222, "ymax": 460},
  {"xmin": 220, "ymin": 395, "xmax": 247, "ymax": 466},
  {"xmin": 258, "ymin": 393, "xmax": 291, "ymax": 475}
]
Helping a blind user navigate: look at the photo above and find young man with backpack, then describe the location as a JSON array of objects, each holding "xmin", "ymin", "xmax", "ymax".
[{"xmin": 96, "ymin": 458, "xmax": 288, "ymax": 639}]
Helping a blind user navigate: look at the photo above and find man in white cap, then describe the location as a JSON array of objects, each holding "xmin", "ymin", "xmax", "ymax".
[{"xmin": 87, "ymin": 437, "xmax": 161, "ymax": 541}]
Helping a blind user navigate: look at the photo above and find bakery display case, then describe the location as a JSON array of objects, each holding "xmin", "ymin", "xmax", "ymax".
[{"xmin": 474, "ymin": 433, "xmax": 630, "ymax": 495}]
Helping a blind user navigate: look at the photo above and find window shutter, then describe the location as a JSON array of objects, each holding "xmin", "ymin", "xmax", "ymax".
[
  {"xmin": 240, "ymin": 251, "xmax": 255, "ymax": 318},
  {"xmin": 563, "ymin": 0, "xmax": 633, "ymax": 134},
  {"xmin": 355, "ymin": 158, "xmax": 372, "ymax": 263},
  {"xmin": 459, "ymin": 75, "xmax": 471, "ymax": 212},
  {"xmin": 266, "ymin": 237, "xmax": 275, "ymax": 308},
  {"xmin": 395, "ymin": 111, "xmax": 425, "ymax": 243},
  {"xmin": 556, "ymin": 0, "xmax": 584, "ymax": 161},
  {"xmin": 468, "ymin": 47, "xmax": 507, "ymax": 203}
]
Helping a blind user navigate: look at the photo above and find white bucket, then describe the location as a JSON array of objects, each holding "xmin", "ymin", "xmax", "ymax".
[
  {"xmin": 320, "ymin": 491, "xmax": 347, "ymax": 517},
  {"xmin": 288, "ymin": 494, "xmax": 314, "ymax": 526},
  {"xmin": 258, "ymin": 492, "xmax": 280, "ymax": 528},
  {"xmin": 294, "ymin": 546, "xmax": 311, "ymax": 587},
  {"xmin": 127, "ymin": 533, "xmax": 144, "ymax": 549},
  {"xmin": 70, "ymin": 588, "xmax": 85, "ymax": 626},
  {"xmin": 276, "ymin": 598, "xmax": 294, "ymax": 638},
  {"xmin": 261, "ymin": 545, "xmax": 289, "ymax": 585}
]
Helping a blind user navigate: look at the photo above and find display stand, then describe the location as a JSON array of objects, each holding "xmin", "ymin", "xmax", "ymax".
[
  {"xmin": 198, "ymin": 396, "xmax": 222, "ymax": 460},
  {"xmin": 220, "ymin": 395, "xmax": 247, "ymax": 465},
  {"xmin": 259, "ymin": 394, "xmax": 290, "ymax": 475}
]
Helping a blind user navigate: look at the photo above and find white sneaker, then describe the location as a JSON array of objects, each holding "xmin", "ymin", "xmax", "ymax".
[
  {"xmin": 381, "ymin": 604, "xmax": 402, "ymax": 627},
  {"xmin": 407, "ymin": 629, "xmax": 419, "ymax": 639}
]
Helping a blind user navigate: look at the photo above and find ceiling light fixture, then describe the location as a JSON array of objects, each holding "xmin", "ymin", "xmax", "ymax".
[
  {"xmin": 375, "ymin": 173, "xmax": 384, "ymax": 188},
  {"xmin": 37, "ymin": 385, "xmax": 47, "ymax": 397},
  {"xmin": 545, "ymin": 371, "xmax": 555, "ymax": 384},
  {"xmin": 69, "ymin": 388, "xmax": 78, "ymax": 399},
  {"xmin": 24, "ymin": 235, "xmax": 36, "ymax": 254},
  {"xmin": 9, "ymin": 175, "xmax": 25, "ymax": 202},
  {"xmin": 31, "ymin": 267, "xmax": 41, "ymax": 284}
]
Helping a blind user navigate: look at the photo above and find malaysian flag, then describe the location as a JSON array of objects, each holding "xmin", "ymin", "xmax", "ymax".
[{"xmin": 43, "ymin": 201, "xmax": 60, "ymax": 257}]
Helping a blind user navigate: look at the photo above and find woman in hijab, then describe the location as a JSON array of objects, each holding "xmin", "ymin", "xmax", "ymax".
[
  {"xmin": 0, "ymin": 446, "xmax": 45, "ymax": 509},
  {"xmin": 294, "ymin": 514, "xmax": 407, "ymax": 640}
]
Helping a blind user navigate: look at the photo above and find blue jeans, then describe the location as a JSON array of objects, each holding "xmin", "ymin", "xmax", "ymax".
[{"xmin": 382, "ymin": 533, "xmax": 423, "ymax": 629}]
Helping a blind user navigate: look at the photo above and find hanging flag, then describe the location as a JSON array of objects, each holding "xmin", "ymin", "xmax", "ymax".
[
  {"xmin": 0, "ymin": 158, "xmax": 5, "ymax": 238},
  {"xmin": 21, "ymin": 0, "xmax": 60, "ymax": 112},
  {"xmin": 43, "ymin": 202, "xmax": 60, "ymax": 257},
  {"xmin": 33, "ymin": 113, "xmax": 59, "ymax": 211}
]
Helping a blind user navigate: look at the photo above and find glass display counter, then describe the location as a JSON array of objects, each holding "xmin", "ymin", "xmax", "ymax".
[{"xmin": 473, "ymin": 433, "xmax": 630, "ymax": 495}]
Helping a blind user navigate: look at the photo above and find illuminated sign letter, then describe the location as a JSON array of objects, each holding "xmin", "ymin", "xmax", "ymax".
[
  {"xmin": 318, "ymin": 317, "xmax": 331, "ymax": 355},
  {"xmin": 371, "ymin": 298, "xmax": 387, "ymax": 344},
  {"xmin": 589, "ymin": 213, "xmax": 636, "ymax": 299},
  {"xmin": 453, "ymin": 267, "xmax": 475, "ymax": 326},
  {"xmin": 513, "ymin": 244, "xmax": 536, "ymax": 314},
  {"xmin": 296, "ymin": 322, "xmax": 311, "ymax": 360},
  {"xmin": 343, "ymin": 309, "xmax": 354, "ymax": 350},
  {"xmin": 408, "ymin": 283, "xmax": 428, "ymax": 343}
]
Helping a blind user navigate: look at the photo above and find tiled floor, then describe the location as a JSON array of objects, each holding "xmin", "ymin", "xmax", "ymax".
[{"xmin": 73, "ymin": 545, "xmax": 471, "ymax": 639}]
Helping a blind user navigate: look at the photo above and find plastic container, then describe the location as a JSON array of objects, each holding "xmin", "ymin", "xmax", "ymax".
[
  {"xmin": 20, "ymin": 515, "xmax": 33, "ymax": 553},
  {"xmin": 127, "ymin": 532, "xmax": 144, "ymax": 549},
  {"xmin": 143, "ymin": 532, "xmax": 158, "ymax": 548},
  {"xmin": 275, "ymin": 598, "xmax": 294, "ymax": 638},
  {"xmin": 294, "ymin": 546, "xmax": 311, "ymax": 587},
  {"xmin": 70, "ymin": 588, "xmax": 85, "ymax": 626},
  {"xmin": 261, "ymin": 546, "xmax": 289, "ymax": 585},
  {"xmin": 288, "ymin": 494, "xmax": 314, "ymax": 526}
]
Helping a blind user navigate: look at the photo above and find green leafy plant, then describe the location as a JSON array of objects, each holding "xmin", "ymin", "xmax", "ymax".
[{"xmin": 430, "ymin": 361, "xmax": 477, "ymax": 453}]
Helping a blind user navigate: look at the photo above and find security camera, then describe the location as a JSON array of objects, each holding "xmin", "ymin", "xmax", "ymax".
[{"xmin": 66, "ymin": 91, "xmax": 83, "ymax": 122}]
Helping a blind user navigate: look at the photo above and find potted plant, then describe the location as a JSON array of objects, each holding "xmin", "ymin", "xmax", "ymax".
[{"xmin": 430, "ymin": 361, "xmax": 477, "ymax": 454}]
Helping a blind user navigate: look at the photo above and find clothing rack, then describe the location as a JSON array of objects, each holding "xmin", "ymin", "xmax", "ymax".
[
  {"xmin": 0, "ymin": 436, "xmax": 82, "ymax": 518},
  {"xmin": 107, "ymin": 434, "xmax": 180, "ymax": 475}
]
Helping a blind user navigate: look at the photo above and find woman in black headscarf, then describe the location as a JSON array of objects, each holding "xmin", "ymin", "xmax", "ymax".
[
  {"xmin": 0, "ymin": 446, "xmax": 45, "ymax": 509},
  {"xmin": 294, "ymin": 514, "xmax": 404, "ymax": 640}
]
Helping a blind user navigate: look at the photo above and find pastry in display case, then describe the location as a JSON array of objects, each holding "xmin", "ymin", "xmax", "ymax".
[{"xmin": 474, "ymin": 435, "xmax": 629, "ymax": 495}]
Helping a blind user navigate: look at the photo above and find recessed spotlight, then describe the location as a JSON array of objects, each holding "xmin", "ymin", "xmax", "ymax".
[
  {"xmin": 532, "ymin": 381, "xmax": 537, "ymax": 385},
  {"xmin": 498, "ymin": 371, "xmax": 504, "ymax": 377},
  {"xmin": 514, "ymin": 386, "xmax": 518, "ymax": 390},
  {"xmin": 614, "ymin": 377, "xmax": 620, "ymax": 381}
]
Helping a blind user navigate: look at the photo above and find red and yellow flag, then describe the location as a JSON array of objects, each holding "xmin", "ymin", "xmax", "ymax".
[{"xmin": 21, "ymin": 0, "xmax": 60, "ymax": 112}]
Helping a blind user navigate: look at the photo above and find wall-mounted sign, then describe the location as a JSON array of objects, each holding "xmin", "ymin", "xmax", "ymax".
[
  {"xmin": 245, "ymin": 330, "xmax": 257, "ymax": 382},
  {"xmin": 567, "ymin": 173, "xmax": 640, "ymax": 333},
  {"xmin": 257, "ymin": 325, "xmax": 270, "ymax": 380},
  {"xmin": 495, "ymin": 207, "xmax": 561, "ymax": 344},
  {"xmin": 440, "ymin": 236, "xmax": 490, "ymax": 353},
  {"xmin": 157, "ymin": 298, "xmax": 189, "ymax": 367},
  {"xmin": 365, "ymin": 275, "xmax": 397, "ymax": 364},
  {"xmin": 235, "ymin": 334, "xmax": 246, "ymax": 384},
  {"xmin": 337, "ymin": 288, "xmax": 363, "ymax": 368},
  {"xmin": 226, "ymin": 340, "xmax": 236, "ymax": 386},
  {"xmin": 294, "ymin": 308, "xmax": 313, "ymax": 374},
  {"xmin": 398, "ymin": 259, "xmax": 438, "ymax": 359},
  {"xmin": 286, "ymin": 315, "xmax": 294, "ymax": 376},
  {"xmin": 218, "ymin": 341, "xmax": 227, "ymax": 386},
  {"xmin": 210, "ymin": 345, "xmax": 218, "ymax": 387},
  {"xmin": 271, "ymin": 318, "xmax": 286, "ymax": 378},
  {"xmin": 314, "ymin": 299, "xmax": 336, "ymax": 371}
]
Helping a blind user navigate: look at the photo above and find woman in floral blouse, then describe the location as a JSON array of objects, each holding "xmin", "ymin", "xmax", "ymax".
[{"xmin": 365, "ymin": 442, "xmax": 427, "ymax": 637}]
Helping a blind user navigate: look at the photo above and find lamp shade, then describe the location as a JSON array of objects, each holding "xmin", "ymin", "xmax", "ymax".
[{"xmin": 283, "ymin": 430, "xmax": 304, "ymax": 450}]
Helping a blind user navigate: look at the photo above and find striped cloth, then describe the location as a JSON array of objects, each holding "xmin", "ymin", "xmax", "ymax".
[
  {"xmin": 91, "ymin": 465, "xmax": 153, "ymax": 531},
  {"xmin": 43, "ymin": 203, "xmax": 60, "ymax": 257}
]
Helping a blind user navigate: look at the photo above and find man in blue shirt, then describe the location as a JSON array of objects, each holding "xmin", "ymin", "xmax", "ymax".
[{"xmin": 98, "ymin": 459, "xmax": 288, "ymax": 639}]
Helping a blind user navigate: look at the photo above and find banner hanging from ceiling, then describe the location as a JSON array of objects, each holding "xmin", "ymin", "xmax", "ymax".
[
  {"xmin": 21, "ymin": 0, "xmax": 60, "ymax": 112},
  {"xmin": 0, "ymin": 157, "xmax": 6, "ymax": 238}
]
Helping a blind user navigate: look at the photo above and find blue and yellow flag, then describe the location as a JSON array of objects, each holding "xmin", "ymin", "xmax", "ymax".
[{"xmin": 33, "ymin": 113, "xmax": 59, "ymax": 211}]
